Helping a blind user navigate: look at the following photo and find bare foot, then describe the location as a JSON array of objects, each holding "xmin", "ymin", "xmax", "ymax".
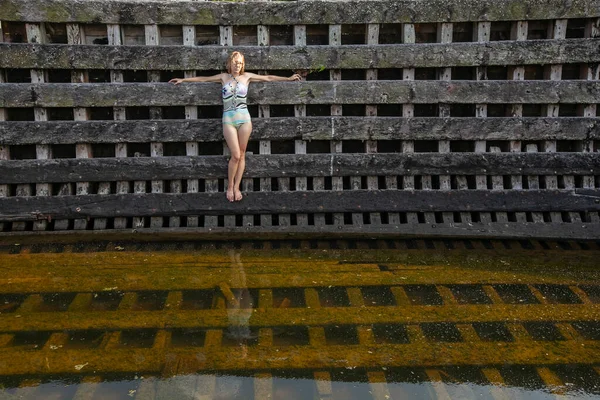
[
  {"xmin": 226, "ymin": 189, "xmax": 235, "ymax": 202},
  {"xmin": 234, "ymin": 189, "xmax": 243, "ymax": 201}
]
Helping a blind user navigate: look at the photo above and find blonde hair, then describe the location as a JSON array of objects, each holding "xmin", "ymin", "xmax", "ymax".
[{"xmin": 226, "ymin": 51, "xmax": 245, "ymax": 74}]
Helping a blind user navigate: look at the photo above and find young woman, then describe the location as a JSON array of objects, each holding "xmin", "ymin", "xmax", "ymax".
[{"xmin": 169, "ymin": 51, "xmax": 301, "ymax": 202}]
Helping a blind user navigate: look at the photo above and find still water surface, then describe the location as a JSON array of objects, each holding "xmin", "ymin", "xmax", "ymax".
[{"xmin": 0, "ymin": 239, "xmax": 598, "ymax": 399}]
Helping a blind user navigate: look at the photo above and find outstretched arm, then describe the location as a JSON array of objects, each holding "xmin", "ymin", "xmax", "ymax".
[
  {"xmin": 169, "ymin": 73, "xmax": 224, "ymax": 85},
  {"xmin": 246, "ymin": 72, "xmax": 302, "ymax": 83}
]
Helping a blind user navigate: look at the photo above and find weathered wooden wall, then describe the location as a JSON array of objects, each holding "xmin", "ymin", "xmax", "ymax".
[{"xmin": 0, "ymin": 0, "xmax": 599, "ymax": 239}]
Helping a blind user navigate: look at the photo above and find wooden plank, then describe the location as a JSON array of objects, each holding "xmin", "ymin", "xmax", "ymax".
[
  {"xmin": 3, "ymin": 0, "xmax": 599, "ymax": 25},
  {"xmin": 1, "ymin": 189, "xmax": 599, "ymax": 222},
  {"xmin": 4, "ymin": 117, "xmax": 598, "ymax": 145},
  {"xmin": 3, "ymin": 153, "xmax": 598, "ymax": 184},
  {"xmin": 3, "ymin": 81, "xmax": 599, "ymax": 108}
]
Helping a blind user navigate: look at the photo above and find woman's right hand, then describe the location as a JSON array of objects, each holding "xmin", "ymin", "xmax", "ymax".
[{"xmin": 169, "ymin": 78, "xmax": 184, "ymax": 85}]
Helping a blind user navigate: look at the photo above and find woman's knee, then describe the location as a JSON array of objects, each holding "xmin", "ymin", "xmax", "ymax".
[{"xmin": 229, "ymin": 151, "xmax": 242, "ymax": 163}]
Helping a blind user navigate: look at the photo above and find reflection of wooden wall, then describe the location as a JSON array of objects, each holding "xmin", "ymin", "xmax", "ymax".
[{"xmin": 0, "ymin": 0, "xmax": 599, "ymax": 239}]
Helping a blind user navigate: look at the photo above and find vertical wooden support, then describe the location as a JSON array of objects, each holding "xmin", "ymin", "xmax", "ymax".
[
  {"xmin": 146, "ymin": 24, "xmax": 164, "ymax": 228},
  {"xmin": 509, "ymin": 21, "xmax": 527, "ymax": 196},
  {"xmin": 257, "ymin": 27, "xmax": 272, "ymax": 227},
  {"xmin": 401, "ymin": 23, "xmax": 417, "ymax": 224},
  {"xmin": 437, "ymin": 23, "xmax": 452, "ymax": 215},
  {"xmin": 474, "ymin": 22, "xmax": 492, "ymax": 224},
  {"xmin": 69, "ymin": 23, "xmax": 92, "ymax": 230},
  {"xmin": 294, "ymin": 25, "xmax": 309, "ymax": 227},
  {"xmin": 26, "ymin": 23, "xmax": 51, "ymax": 231},
  {"xmin": 582, "ymin": 19, "xmax": 599, "ymax": 195},
  {"xmin": 0, "ymin": 68, "xmax": 7, "ymax": 232},
  {"xmin": 526, "ymin": 144, "xmax": 544, "ymax": 222},
  {"xmin": 329, "ymin": 24, "xmax": 344, "ymax": 226}
]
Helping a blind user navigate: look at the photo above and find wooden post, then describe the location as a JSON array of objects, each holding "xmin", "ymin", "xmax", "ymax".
[
  {"xmin": 329, "ymin": 24, "xmax": 344, "ymax": 227},
  {"xmin": 0, "ymin": 66, "xmax": 7, "ymax": 232},
  {"xmin": 294, "ymin": 25, "xmax": 309, "ymax": 227},
  {"xmin": 26, "ymin": 23, "xmax": 51, "ymax": 231}
]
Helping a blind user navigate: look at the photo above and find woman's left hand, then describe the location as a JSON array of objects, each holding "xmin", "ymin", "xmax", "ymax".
[{"xmin": 288, "ymin": 74, "xmax": 302, "ymax": 81}]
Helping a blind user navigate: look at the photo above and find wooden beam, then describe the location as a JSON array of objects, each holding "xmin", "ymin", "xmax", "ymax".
[
  {"xmin": 2, "ymin": 81, "xmax": 598, "ymax": 108},
  {"xmin": 1, "ymin": 153, "xmax": 598, "ymax": 184},
  {"xmin": 2, "ymin": 0, "xmax": 599, "ymax": 24},
  {"xmin": 2, "ymin": 117, "xmax": 597, "ymax": 145},
  {"xmin": 0, "ymin": 189, "xmax": 599, "ymax": 221}
]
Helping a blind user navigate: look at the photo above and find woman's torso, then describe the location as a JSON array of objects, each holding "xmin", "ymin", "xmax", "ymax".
[{"xmin": 222, "ymin": 74, "xmax": 249, "ymax": 112}]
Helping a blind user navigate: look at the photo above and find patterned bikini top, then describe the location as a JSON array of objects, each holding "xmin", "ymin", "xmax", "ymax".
[{"xmin": 222, "ymin": 75, "xmax": 248, "ymax": 112}]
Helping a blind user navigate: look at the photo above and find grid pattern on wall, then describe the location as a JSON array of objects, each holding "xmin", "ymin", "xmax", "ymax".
[{"xmin": 0, "ymin": 0, "xmax": 599, "ymax": 239}]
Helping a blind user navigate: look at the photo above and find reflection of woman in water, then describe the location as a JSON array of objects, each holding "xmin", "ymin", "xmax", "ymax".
[{"xmin": 169, "ymin": 51, "xmax": 301, "ymax": 202}]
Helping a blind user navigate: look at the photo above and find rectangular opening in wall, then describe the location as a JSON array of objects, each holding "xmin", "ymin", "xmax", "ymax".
[
  {"xmin": 47, "ymin": 69, "xmax": 72, "ymax": 83},
  {"xmin": 414, "ymin": 104, "xmax": 439, "ymax": 117},
  {"xmin": 558, "ymin": 104, "xmax": 580, "ymax": 117},
  {"xmin": 271, "ymin": 141, "xmax": 295, "ymax": 154},
  {"xmin": 128, "ymin": 143, "xmax": 151, "ymax": 157},
  {"xmin": 5, "ymin": 69, "xmax": 31, "ymax": 83},
  {"xmin": 83, "ymin": 24, "xmax": 108, "ymax": 45},
  {"xmin": 92, "ymin": 144, "xmax": 116, "ymax": 158},
  {"xmin": 556, "ymin": 140, "xmax": 580, "ymax": 152},
  {"xmin": 52, "ymin": 144, "xmax": 76, "ymax": 159},
  {"xmin": 48, "ymin": 108, "xmax": 74, "ymax": 121},
  {"xmin": 414, "ymin": 24, "xmax": 437, "ymax": 43},
  {"xmin": 160, "ymin": 70, "xmax": 182, "ymax": 82},
  {"xmin": 270, "ymin": 105, "xmax": 294, "ymax": 117},
  {"xmin": 306, "ymin": 140, "xmax": 331, "ymax": 154},
  {"xmin": 378, "ymin": 69, "xmax": 403, "ymax": 80},
  {"xmin": 342, "ymin": 105, "xmax": 365, "ymax": 116},
  {"xmin": 561, "ymin": 64, "xmax": 584, "ymax": 80},
  {"xmin": 269, "ymin": 25, "xmax": 293, "ymax": 45},
  {"xmin": 486, "ymin": 141, "xmax": 509, "ymax": 152},
  {"xmin": 198, "ymin": 142, "xmax": 224, "ymax": 156},
  {"xmin": 452, "ymin": 22, "xmax": 473, "ymax": 42},
  {"xmin": 306, "ymin": 104, "xmax": 330, "ymax": 116},
  {"xmin": 487, "ymin": 104, "xmax": 509, "ymax": 117},
  {"xmin": 522, "ymin": 104, "xmax": 543, "ymax": 117},
  {"xmin": 159, "ymin": 25, "xmax": 182, "ymax": 45},
  {"xmin": 566, "ymin": 19, "xmax": 587, "ymax": 38},
  {"xmin": 89, "ymin": 108, "xmax": 114, "ymax": 120},
  {"xmin": 490, "ymin": 22, "xmax": 511, "ymax": 41},
  {"xmin": 195, "ymin": 26, "xmax": 219, "ymax": 45},
  {"xmin": 414, "ymin": 141, "xmax": 438, "ymax": 152},
  {"xmin": 9, "ymin": 145, "xmax": 36, "ymax": 159},
  {"xmin": 44, "ymin": 23, "xmax": 67, "ymax": 43},
  {"xmin": 124, "ymin": 70, "xmax": 148, "ymax": 82},
  {"xmin": 306, "ymin": 69, "xmax": 330, "ymax": 81},
  {"xmin": 487, "ymin": 66, "xmax": 508, "ymax": 80},
  {"xmin": 88, "ymin": 70, "xmax": 111, "ymax": 83},
  {"xmin": 233, "ymin": 26, "xmax": 257, "ymax": 45},
  {"xmin": 197, "ymin": 106, "xmax": 222, "ymax": 119},
  {"xmin": 450, "ymin": 141, "xmax": 474, "ymax": 152},
  {"xmin": 377, "ymin": 104, "xmax": 401, "ymax": 116},
  {"xmin": 341, "ymin": 70, "xmax": 366, "ymax": 80},
  {"xmin": 451, "ymin": 67, "xmax": 475, "ymax": 80},
  {"xmin": 122, "ymin": 25, "xmax": 145, "ymax": 45},
  {"xmin": 164, "ymin": 142, "xmax": 186, "ymax": 156},
  {"xmin": 246, "ymin": 141, "xmax": 259, "ymax": 155},
  {"xmin": 342, "ymin": 140, "xmax": 365, "ymax": 153},
  {"xmin": 450, "ymin": 104, "xmax": 476, "ymax": 117},
  {"xmin": 306, "ymin": 25, "xmax": 328, "ymax": 45},
  {"xmin": 341, "ymin": 24, "xmax": 366, "ymax": 44},
  {"xmin": 248, "ymin": 105, "xmax": 258, "ymax": 118},
  {"xmin": 162, "ymin": 106, "xmax": 186, "ymax": 119},
  {"xmin": 414, "ymin": 68, "xmax": 437, "ymax": 80},
  {"xmin": 527, "ymin": 20, "xmax": 550, "ymax": 40},
  {"xmin": 379, "ymin": 23, "xmax": 402, "ymax": 44},
  {"xmin": 377, "ymin": 141, "xmax": 402, "ymax": 153},
  {"xmin": 126, "ymin": 107, "xmax": 150, "ymax": 120},
  {"xmin": 2, "ymin": 22, "xmax": 26, "ymax": 43},
  {"xmin": 7, "ymin": 108, "xmax": 34, "ymax": 121}
]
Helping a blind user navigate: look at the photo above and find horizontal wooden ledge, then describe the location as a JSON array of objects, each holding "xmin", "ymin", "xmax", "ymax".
[
  {"xmin": 2, "ymin": 40, "xmax": 599, "ymax": 70},
  {"xmin": 1, "ymin": 220, "xmax": 599, "ymax": 241},
  {"xmin": 1, "ymin": 0, "xmax": 599, "ymax": 24},
  {"xmin": 1, "ymin": 341, "xmax": 599, "ymax": 376},
  {"xmin": 2, "ymin": 81, "xmax": 599, "ymax": 107},
  {"xmin": 2, "ymin": 304, "xmax": 598, "ymax": 332},
  {"xmin": 1, "ymin": 117, "xmax": 599, "ymax": 145},
  {"xmin": 1, "ymin": 153, "xmax": 599, "ymax": 184},
  {"xmin": 1, "ymin": 190, "xmax": 599, "ymax": 221}
]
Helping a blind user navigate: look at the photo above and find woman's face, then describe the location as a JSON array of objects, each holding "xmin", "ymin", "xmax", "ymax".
[{"xmin": 230, "ymin": 56, "xmax": 244, "ymax": 74}]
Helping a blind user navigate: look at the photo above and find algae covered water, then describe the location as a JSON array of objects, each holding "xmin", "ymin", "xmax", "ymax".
[{"xmin": 0, "ymin": 238, "xmax": 599, "ymax": 399}]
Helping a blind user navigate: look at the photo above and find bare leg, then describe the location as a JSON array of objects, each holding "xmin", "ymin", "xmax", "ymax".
[
  {"xmin": 232, "ymin": 122, "xmax": 252, "ymax": 201},
  {"xmin": 223, "ymin": 124, "xmax": 241, "ymax": 202}
]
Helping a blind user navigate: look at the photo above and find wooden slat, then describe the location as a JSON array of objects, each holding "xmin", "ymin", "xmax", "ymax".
[
  {"xmin": 3, "ymin": 0, "xmax": 599, "ymax": 25},
  {"xmin": 2, "ymin": 39, "xmax": 600, "ymax": 70},
  {"xmin": 2, "ymin": 153, "xmax": 598, "ymax": 184},
  {"xmin": 2, "ymin": 117, "xmax": 598, "ymax": 145},
  {"xmin": 1, "ymin": 189, "xmax": 599, "ymax": 221},
  {"xmin": 2, "ymin": 81, "xmax": 598, "ymax": 108},
  {"xmin": 2, "ymin": 303, "xmax": 599, "ymax": 332}
]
